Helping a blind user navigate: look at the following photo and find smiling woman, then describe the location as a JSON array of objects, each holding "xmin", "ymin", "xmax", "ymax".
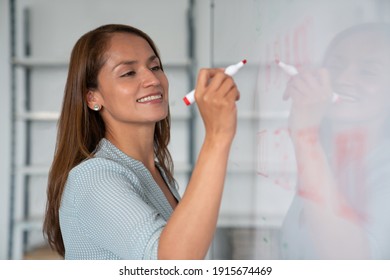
[
  {"xmin": 43, "ymin": 24, "xmax": 240, "ymax": 260},
  {"xmin": 86, "ymin": 33, "xmax": 170, "ymax": 143}
]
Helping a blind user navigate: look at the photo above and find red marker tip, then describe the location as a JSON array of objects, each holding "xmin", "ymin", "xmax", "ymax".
[
  {"xmin": 183, "ymin": 96, "xmax": 191, "ymax": 106},
  {"xmin": 242, "ymin": 59, "xmax": 247, "ymax": 64}
]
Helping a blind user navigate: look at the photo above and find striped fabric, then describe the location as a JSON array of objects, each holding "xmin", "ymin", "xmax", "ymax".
[{"xmin": 59, "ymin": 138, "xmax": 181, "ymax": 259}]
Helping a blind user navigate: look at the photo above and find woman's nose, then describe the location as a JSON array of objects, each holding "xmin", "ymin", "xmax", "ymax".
[
  {"xmin": 334, "ymin": 65, "xmax": 356, "ymax": 86},
  {"xmin": 141, "ymin": 69, "xmax": 160, "ymax": 87}
]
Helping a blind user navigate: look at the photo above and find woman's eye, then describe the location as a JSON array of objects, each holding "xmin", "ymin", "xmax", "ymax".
[
  {"xmin": 327, "ymin": 64, "xmax": 343, "ymax": 71},
  {"xmin": 121, "ymin": 71, "xmax": 136, "ymax": 77},
  {"xmin": 360, "ymin": 65, "xmax": 382, "ymax": 77},
  {"xmin": 151, "ymin": 65, "xmax": 161, "ymax": 71},
  {"xmin": 360, "ymin": 69, "xmax": 379, "ymax": 77}
]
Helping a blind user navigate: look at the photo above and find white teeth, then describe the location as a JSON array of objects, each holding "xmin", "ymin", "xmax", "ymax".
[
  {"xmin": 337, "ymin": 93, "xmax": 358, "ymax": 102},
  {"xmin": 136, "ymin": 94, "xmax": 162, "ymax": 103}
]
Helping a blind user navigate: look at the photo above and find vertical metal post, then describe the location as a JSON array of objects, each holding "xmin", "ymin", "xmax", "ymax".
[
  {"xmin": 9, "ymin": 2, "xmax": 33, "ymax": 259},
  {"xmin": 210, "ymin": 0, "xmax": 215, "ymax": 67},
  {"xmin": 22, "ymin": 6, "xmax": 32, "ymax": 253},
  {"xmin": 187, "ymin": 0, "xmax": 196, "ymax": 179},
  {"xmin": 8, "ymin": 0, "xmax": 16, "ymax": 260}
]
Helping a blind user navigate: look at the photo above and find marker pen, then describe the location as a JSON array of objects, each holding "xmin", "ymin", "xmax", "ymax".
[
  {"xmin": 183, "ymin": 59, "xmax": 247, "ymax": 106},
  {"xmin": 275, "ymin": 59, "xmax": 356, "ymax": 103}
]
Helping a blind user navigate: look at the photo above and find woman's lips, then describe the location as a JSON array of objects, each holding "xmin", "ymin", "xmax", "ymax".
[{"xmin": 136, "ymin": 94, "xmax": 163, "ymax": 103}]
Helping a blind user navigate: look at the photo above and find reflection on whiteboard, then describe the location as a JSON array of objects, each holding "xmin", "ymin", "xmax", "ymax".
[
  {"xmin": 281, "ymin": 22, "xmax": 390, "ymax": 259},
  {"xmin": 212, "ymin": 0, "xmax": 390, "ymax": 259}
]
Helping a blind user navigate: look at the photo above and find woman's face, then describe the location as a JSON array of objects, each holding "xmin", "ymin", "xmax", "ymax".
[
  {"xmin": 89, "ymin": 32, "xmax": 169, "ymax": 128},
  {"xmin": 323, "ymin": 30, "xmax": 390, "ymax": 123}
]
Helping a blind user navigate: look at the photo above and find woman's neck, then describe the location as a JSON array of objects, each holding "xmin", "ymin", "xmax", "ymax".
[{"xmin": 105, "ymin": 122, "xmax": 156, "ymax": 170}]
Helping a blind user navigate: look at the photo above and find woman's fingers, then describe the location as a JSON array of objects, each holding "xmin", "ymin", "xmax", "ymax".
[
  {"xmin": 196, "ymin": 68, "xmax": 224, "ymax": 90},
  {"xmin": 194, "ymin": 68, "xmax": 240, "ymax": 143},
  {"xmin": 195, "ymin": 68, "xmax": 239, "ymax": 103},
  {"xmin": 283, "ymin": 69, "xmax": 333, "ymax": 105},
  {"xmin": 285, "ymin": 68, "xmax": 334, "ymax": 131}
]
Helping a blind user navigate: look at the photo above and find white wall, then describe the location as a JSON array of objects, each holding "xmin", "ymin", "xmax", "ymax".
[{"xmin": 0, "ymin": 0, "xmax": 11, "ymax": 259}]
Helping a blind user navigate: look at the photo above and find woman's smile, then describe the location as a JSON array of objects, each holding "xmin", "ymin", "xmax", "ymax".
[{"xmin": 136, "ymin": 93, "xmax": 163, "ymax": 103}]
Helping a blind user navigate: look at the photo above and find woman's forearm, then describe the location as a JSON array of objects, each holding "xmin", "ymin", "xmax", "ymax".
[
  {"xmin": 158, "ymin": 138, "xmax": 232, "ymax": 259},
  {"xmin": 292, "ymin": 128, "xmax": 370, "ymax": 258}
]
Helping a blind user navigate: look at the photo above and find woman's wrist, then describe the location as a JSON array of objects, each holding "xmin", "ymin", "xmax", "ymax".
[{"xmin": 203, "ymin": 133, "xmax": 234, "ymax": 152}]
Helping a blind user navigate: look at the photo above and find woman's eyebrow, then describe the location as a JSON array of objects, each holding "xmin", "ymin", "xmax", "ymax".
[
  {"xmin": 361, "ymin": 57, "xmax": 385, "ymax": 64},
  {"xmin": 112, "ymin": 55, "xmax": 159, "ymax": 72},
  {"xmin": 112, "ymin": 60, "xmax": 137, "ymax": 72}
]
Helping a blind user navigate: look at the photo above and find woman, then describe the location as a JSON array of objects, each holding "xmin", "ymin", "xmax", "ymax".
[
  {"xmin": 43, "ymin": 24, "xmax": 240, "ymax": 259},
  {"xmin": 281, "ymin": 22, "xmax": 390, "ymax": 259}
]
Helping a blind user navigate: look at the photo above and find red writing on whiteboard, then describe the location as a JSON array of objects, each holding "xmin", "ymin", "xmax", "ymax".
[
  {"xmin": 257, "ymin": 128, "xmax": 295, "ymax": 191},
  {"xmin": 259, "ymin": 17, "xmax": 313, "ymax": 94},
  {"xmin": 334, "ymin": 129, "xmax": 368, "ymax": 222}
]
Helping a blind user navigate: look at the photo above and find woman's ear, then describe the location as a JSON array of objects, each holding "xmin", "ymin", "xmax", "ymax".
[{"xmin": 86, "ymin": 90, "xmax": 102, "ymax": 111}]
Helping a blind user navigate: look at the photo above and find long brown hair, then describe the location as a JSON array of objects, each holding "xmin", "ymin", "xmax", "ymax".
[{"xmin": 43, "ymin": 24, "xmax": 174, "ymax": 257}]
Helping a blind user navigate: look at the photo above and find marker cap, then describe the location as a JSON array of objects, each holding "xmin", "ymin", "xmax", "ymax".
[{"xmin": 183, "ymin": 96, "xmax": 191, "ymax": 106}]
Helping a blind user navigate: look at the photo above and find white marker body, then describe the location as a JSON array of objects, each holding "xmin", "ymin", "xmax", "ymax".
[
  {"xmin": 277, "ymin": 61, "xmax": 356, "ymax": 103},
  {"xmin": 277, "ymin": 61, "xmax": 299, "ymax": 76}
]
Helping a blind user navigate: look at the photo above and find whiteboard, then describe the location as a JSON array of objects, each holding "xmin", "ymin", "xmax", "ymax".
[{"xmin": 210, "ymin": 0, "xmax": 390, "ymax": 259}]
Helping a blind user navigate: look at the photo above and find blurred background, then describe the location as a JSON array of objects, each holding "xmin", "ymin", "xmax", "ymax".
[{"xmin": 1, "ymin": 0, "xmax": 390, "ymax": 259}]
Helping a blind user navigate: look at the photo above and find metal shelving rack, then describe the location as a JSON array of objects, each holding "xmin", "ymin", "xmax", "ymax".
[{"xmin": 9, "ymin": 4, "xmax": 66, "ymax": 259}]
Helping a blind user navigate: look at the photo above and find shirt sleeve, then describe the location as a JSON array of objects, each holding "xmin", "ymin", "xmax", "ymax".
[{"xmin": 67, "ymin": 158, "xmax": 167, "ymax": 259}]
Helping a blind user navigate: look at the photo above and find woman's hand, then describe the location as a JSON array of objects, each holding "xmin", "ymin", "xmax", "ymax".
[
  {"xmin": 284, "ymin": 68, "xmax": 333, "ymax": 134},
  {"xmin": 194, "ymin": 68, "xmax": 240, "ymax": 145},
  {"xmin": 158, "ymin": 68, "xmax": 240, "ymax": 259}
]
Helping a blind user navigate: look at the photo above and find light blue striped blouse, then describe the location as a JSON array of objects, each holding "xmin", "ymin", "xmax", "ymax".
[{"xmin": 59, "ymin": 138, "xmax": 181, "ymax": 260}]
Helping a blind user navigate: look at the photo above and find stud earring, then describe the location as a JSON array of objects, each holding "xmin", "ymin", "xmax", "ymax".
[{"xmin": 93, "ymin": 104, "xmax": 101, "ymax": 111}]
